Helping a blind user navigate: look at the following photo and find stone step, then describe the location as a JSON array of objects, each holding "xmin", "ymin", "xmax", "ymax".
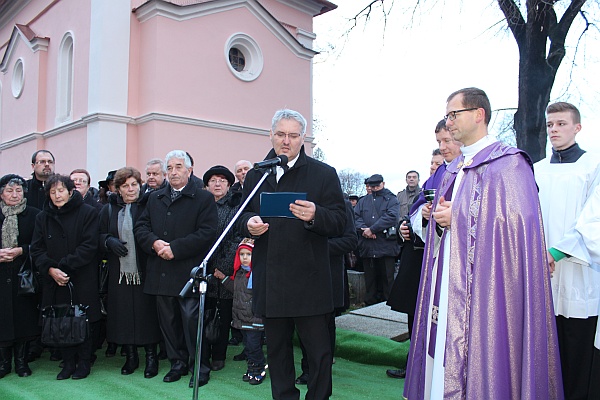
[{"xmin": 336, "ymin": 302, "xmax": 409, "ymax": 342}]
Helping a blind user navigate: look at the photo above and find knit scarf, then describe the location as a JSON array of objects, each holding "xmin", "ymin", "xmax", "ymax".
[
  {"xmin": 117, "ymin": 203, "xmax": 140, "ymax": 285},
  {"xmin": 1, "ymin": 198, "xmax": 26, "ymax": 248}
]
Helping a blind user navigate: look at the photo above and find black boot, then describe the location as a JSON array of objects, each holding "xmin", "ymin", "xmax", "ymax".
[
  {"xmin": 105, "ymin": 342, "xmax": 117, "ymax": 357},
  {"xmin": 72, "ymin": 359, "xmax": 91, "ymax": 380},
  {"xmin": 0, "ymin": 347, "xmax": 12, "ymax": 379},
  {"xmin": 144, "ymin": 344, "xmax": 158, "ymax": 378},
  {"xmin": 26, "ymin": 338, "xmax": 43, "ymax": 362},
  {"xmin": 57, "ymin": 351, "xmax": 76, "ymax": 380},
  {"xmin": 13, "ymin": 342, "xmax": 32, "ymax": 377},
  {"xmin": 121, "ymin": 345, "xmax": 139, "ymax": 375}
]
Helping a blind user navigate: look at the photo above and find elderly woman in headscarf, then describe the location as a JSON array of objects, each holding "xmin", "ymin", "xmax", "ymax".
[
  {"xmin": 0, "ymin": 174, "xmax": 41, "ymax": 379},
  {"xmin": 98, "ymin": 167, "xmax": 160, "ymax": 378},
  {"xmin": 31, "ymin": 174, "xmax": 101, "ymax": 381},
  {"xmin": 201, "ymin": 165, "xmax": 243, "ymax": 372}
]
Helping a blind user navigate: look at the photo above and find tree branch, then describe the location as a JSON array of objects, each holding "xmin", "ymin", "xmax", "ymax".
[{"xmin": 497, "ymin": 0, "xmax": 526, "ymax": 46}]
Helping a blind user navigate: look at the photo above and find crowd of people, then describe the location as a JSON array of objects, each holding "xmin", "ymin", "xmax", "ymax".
[{"xmin": 2, "ymin": 91, "xmax": 600, "ymax": 400}]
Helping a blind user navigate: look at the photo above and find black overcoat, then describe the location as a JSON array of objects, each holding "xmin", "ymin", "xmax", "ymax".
[
  {"xmin": 328, "ymin": 200, "xmax": 358, "ymax": 310},
  {"xmin": 0, "ymin": 205, "xmax": 41, "ymax": 343},
  {"xmin": 134, "ymin": 180, "xmax": 218, "ymax": 297},
  {"xmin": 98, "ymin": 195, "xmax": 160, "ymax": 345},
  {"xmin": 31, "ymin": 190, "xmax": 102, "ymax": 322},
  {"xmin": 238, "ymin": 147, "xmax": 346, "ymax": 318}
]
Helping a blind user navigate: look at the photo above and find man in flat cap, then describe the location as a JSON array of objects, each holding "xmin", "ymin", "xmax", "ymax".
[{"xmin": 354, "ymin": 174, "xmax": 400, "ymax": 305}]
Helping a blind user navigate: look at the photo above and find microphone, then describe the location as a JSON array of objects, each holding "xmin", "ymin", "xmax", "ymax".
[{"xmin": 254, "ymin": 155, "xmax": 288, "ymax": 170}]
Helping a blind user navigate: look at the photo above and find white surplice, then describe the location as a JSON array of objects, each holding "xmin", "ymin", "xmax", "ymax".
[{"xmin": 535, "ymin": 152, "xmax": 600, "ymax": 319}]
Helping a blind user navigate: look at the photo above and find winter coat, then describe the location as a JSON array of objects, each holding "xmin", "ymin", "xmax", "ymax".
[
  {"xmin": 134, "ymin": 180, "xmax": 218, "ymax": 297},
  {"xmin": 354, "ymin": 187, "xmax": 401, "ymax": 258},
  {"xmin": 98, "ymin": 194, "xmax": 160, "ymax": 345},
  {"xmin": 222, "ymin": 270, "xmax": 263, "ymax": 331},
  {"xmin": 207, "ymin": 190, "xmax": 243, "ymax": 300},
  {"xmin": 238, "ymin": 146, "xmax": 346, "ymax": 318},
  {"xmin": 24, "ymin": 176, "xmax": 46, "ymax": 210},
  {"xmin": 0, "ymin": 205, "xmax": 41, "ymax": 343},
  {"xmin": 328, "ymin": 200, "xmax": 358, "ymax": 310},
  {"xmin": 31, "ymin": 190, "xmax": 102, "ymax": 323}
]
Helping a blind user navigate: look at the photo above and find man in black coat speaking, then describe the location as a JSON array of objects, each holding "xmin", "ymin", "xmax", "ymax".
[
  {"xmin": 135, "ymin": 150, "xmax": 217, "ymax": 387},
  {"xmin": 238, "ymin": 109, "xmax": 346, "ymax": 400}
]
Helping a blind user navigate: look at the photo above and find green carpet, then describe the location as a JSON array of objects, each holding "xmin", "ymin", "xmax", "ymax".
[{"xmin": 0, "ymin": 329, "xmax": 408, "ymax": 399}]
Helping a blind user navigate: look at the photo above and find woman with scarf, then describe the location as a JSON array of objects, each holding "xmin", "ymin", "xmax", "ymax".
[
  {"xmin": 98, "ymin": 167, "xmax": 160, "ymax": 378},
  {"xmin": 201, "ymin": 165, "xmax": 243, "ymax": 372},
  {"xmin": 31, "ymin": 174, "xmax": 101, "ymax": 380},
  {"xmin": 0, "ymin": 174, "xmax": 41, "ymax": 379}
]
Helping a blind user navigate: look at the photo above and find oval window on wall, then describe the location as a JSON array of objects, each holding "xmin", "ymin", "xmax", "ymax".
[
  {"xmin": 225, "ymin": 33, "xmax": 263, "ymax": 82},
  {"xmin": 12, "ymin": 58, "xmax": 24, "ymax": 98}
]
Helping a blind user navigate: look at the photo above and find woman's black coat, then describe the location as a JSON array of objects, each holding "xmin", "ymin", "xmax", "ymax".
[
  {"xmin": 98, "ymin": 194, "xmax": 160, "ymax": 345},
  {"xmin": 0, "ymin": 205, "xmax": 41, "ymax": 343},
  {"xmin": 31, "ymin": 190, "xmax": 102, "ymax": 322}
]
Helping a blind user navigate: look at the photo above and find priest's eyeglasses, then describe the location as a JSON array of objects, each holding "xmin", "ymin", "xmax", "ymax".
[{"xmin": 444, "ymin": 108, "xmax": 478, "ymax": 121}]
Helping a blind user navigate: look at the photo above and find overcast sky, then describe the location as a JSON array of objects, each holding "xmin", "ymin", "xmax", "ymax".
[{"xmin": 312, "ymin": 1, "xmax": 600, "ymax": 194}]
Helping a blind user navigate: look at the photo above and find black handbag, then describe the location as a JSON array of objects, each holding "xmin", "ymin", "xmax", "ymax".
[
  {"xmin": 41, "ymin": 282, "xmax": 90, "ymax": 347},
  {"xmin": 204, "ymin": 305, "xmax": 222, "ymax": 345},
  {"xmin": 17, "ymin": 246, "xmax": 38, "ymax": 296}
]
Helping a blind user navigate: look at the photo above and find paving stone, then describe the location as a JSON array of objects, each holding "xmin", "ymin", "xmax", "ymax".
[{"xmin": 336, "ymin": 302, "xmax": 409, "ymax": 342}]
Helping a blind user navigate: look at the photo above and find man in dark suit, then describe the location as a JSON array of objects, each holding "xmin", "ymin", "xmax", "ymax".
[
  {"xmin": 135, "ymin": 150, "xmax": 217, "ymax": 387},
  {"xmin": 25, "ymin": 150, "xmax": 55, "ymax": 210},
  {"xmin": 239, "ymin": 109, "xmax": 346, "ymax": 400}
]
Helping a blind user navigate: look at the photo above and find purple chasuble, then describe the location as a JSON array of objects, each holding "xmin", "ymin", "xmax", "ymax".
[{"xmin": 403, "ymin": 141, "xmax": 563, "ymax": 400}]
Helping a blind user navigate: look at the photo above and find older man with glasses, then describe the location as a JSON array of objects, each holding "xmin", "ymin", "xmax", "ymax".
[{"xmin": 238, "ymin": 109, "xmax": 346, "ymax": 400}]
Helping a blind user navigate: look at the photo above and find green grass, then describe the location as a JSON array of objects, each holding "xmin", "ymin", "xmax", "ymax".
[{"xmin": 0, "ymin": 329, "xmax": 408, "ymax": 399}]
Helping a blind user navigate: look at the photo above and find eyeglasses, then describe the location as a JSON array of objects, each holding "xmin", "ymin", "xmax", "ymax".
[
  {"xmin": 208, "ymin": 179, "xmax": 229, "ymax": 185},
  {"xmin": 35, "ymin": 160, "xmax": 54, "ymax": 165},
  {"xmin": 273, "ymin": 132, "xmax": 302, "ymax": 140},
  {"xmin": 71, "ymin": 178, "xmax": 88, "ymax": 184},
  {"xmin": 444, "ymin": 108, "xmax": 478, "ymax": 121}
]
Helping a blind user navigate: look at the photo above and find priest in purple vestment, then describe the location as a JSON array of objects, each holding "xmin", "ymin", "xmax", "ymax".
[{"xmin": 403, "ymin": 88, "xmax": 563, "ymax": 400}]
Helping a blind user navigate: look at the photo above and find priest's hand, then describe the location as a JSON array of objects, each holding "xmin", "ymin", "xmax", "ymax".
[
  {"xmin": 422, "ymin": 202, "xmax": 432, "ymax": 221},
  {"xmin": 400, "ymin": 221, "xmax": 411, "ymax": 241},
  {"xmin": 432, "ymin": 196, "xmax": 452, "ymax": 228},
  {"xmin": 547, "ymin": 250, "xmax": 555, "ymax": 278}
]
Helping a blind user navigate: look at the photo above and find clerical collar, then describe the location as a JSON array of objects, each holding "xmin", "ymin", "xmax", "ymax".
[
  {"xmin": 461, "ymin": 135, "xmax": 497, "ymax": 159},
  {"xmin": 550, "ymin": 142, "xmax": 585, "ymax": 164}
]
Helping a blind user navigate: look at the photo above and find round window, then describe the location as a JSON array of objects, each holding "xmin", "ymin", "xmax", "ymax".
[
  {"xmin": 12, "ymin": 59, "xmax": 24, "ymax": 98},
  {"xmin": 225, "ymin": 33, "xmax": 263, "ymax": 82}
]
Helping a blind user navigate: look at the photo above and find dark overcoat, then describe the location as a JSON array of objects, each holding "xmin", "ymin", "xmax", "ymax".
[
  {"xmin": 328, "ymin": 200, "xmax": 357, "ymax": 310},
  {"xmin": 354, "ymin": 187, "xmax": 401, "ymax": 258},
  {"xmin": 134, "ymin": 180, "xmax": 218, "ymax": 297},
  {"xmin": 238, "ymin": 147, "xmax": 346, "ymax": 318},
  {"xmin": 98, "ymin": 195, "xmax": 160, "ymax": 345},
  {"xmin": 31, "ymin": 190, "xmax": 102, "ymax": 322},
  {"xmin": 0, "ymin": 205, "xmax": 41, "ymax": 343}
]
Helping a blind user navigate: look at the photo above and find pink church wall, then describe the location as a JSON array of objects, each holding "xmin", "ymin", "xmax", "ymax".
[{"xmin": 1, "ymin": 0, "xmax": 330, "ymax": 180}]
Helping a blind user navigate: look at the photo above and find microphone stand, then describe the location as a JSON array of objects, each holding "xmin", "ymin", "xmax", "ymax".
[{"xmin": 180, "ymin": 165, "xmax": 277, "ymax": 400}]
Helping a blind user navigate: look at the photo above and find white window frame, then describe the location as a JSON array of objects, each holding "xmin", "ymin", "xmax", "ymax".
[
  {"xmin": 56, "ymin": 32, "xmax": 74, "ymax": 123},
  {"xmin": 224, "ymin": 33, "xmax": 263, "ymax": 82},
  {"xmin": 11, "ymin": 58, "xmax": 24, "ymax": 98}
]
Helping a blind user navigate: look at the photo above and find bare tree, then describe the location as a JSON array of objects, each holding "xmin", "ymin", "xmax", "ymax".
[
  {"xmin": 351, "ymin": 0, "xmax": 595, "ymax": 162},
  {"xmin": 338, "ymin": 169, "xmax": 367, "ymax": 196},
  {"xmin": 313, "ymin": 147, "xmax": 326, "ymax": 161}
]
